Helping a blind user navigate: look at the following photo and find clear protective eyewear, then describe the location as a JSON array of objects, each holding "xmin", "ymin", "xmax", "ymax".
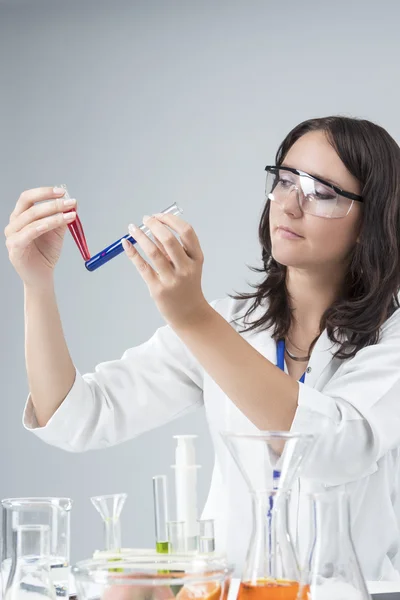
[{"xmin": 265, "ymin": 165, "xmax": 363, "ymax": 219}]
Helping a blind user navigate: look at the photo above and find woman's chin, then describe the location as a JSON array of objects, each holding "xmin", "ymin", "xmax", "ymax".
[{"xmin": 271, "ymin": 247, "xmax": 307, "ymax": 268}]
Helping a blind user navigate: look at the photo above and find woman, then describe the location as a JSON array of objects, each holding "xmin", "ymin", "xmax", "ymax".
[{"xmin": 5, "ymin": 116, "xmax": 400, "ymax": 579}]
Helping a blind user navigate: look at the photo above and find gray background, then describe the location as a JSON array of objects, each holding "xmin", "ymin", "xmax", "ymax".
[{"xmin": 1, "ymin": 0, "xmax": 400, "ymax": 562}]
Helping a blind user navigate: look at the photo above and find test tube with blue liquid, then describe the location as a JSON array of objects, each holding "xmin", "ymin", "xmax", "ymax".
[{"xmin": 85, "ymin": 202, "xmax": 183, "ymax": 271}]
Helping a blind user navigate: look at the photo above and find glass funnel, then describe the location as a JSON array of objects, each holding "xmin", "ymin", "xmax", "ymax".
[
  {"xmin": 72, "ymin": 555, "xmax": 234, "ymax": 600},
  {"xmin": 221, "ymin": 431, "xmax": 315, "ymax": 600},
  {"xmin": 4, "ymin": 524, "xmax": 56, "ymax": 600},
  {"xmin": 91, "ymin": 494, "xmax": 127, "ymax": 552},
  {"xmin": 1, "ymin": 498, "xmax": 72, "ymax": 599},
  {"xmin": 298, "ymin": 489, "xmax": 371, "ymax": 600}
]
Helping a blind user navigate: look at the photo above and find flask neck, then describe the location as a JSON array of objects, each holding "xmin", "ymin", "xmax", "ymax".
[
  {"xmin": 242, "ymin": 491, "xmax": 299, "ymax": 584},
  {"xmin": 312, "ymin": 490, "xmax": 354, "ymax": 561}
]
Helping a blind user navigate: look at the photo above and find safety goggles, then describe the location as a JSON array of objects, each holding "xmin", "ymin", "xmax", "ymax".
[{"xmin": 265, "ymin": 165, "xmax": 363, "ymax": 219}]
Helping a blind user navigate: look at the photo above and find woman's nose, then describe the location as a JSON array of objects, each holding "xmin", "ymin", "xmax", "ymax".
[{"xmin": 281, "ymin": 186, "xmax": 303, "ymax": 218}]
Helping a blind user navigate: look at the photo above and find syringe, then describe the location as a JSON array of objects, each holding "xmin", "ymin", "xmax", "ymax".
[{"xmin": 171, "ymin": 435, "xmax": 200, "ymax": 552}]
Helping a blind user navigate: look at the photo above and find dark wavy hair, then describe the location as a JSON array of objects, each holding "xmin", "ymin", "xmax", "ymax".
[{"xmin": 231, "ymin": 116, "xmax": 400, "ymax": 359}]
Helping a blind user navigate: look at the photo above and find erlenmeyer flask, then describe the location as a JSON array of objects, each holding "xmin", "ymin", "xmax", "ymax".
[
  {"xmin": 298, "ymin": 489, "xmax": 371, "ymax": 600},
  {"xmin": 91, "ymin": 494, "xmax": 127, "ymax": 552},
  {"xmin": 221, "ymin": 431, "xmax": 315, "ymax": 600},
  {"xmin": 5, "ymin": 524, "xmax": 56, "ymax": 600}
]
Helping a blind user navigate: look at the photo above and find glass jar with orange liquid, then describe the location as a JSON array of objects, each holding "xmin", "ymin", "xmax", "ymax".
[{"xmin": 221, "ymin": 432, "xmax": 315, "ymax": 600}]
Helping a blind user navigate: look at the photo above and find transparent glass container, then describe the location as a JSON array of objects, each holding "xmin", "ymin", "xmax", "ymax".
[
  {"xmin": 72, "ymin": 556, "xmax": 234, "ymax": 600},
  {"xmin": 297, "ymin": 489, "xmax": 371, "ymax": 600},
  {"xmin": 4, "ymin": 524, "xmax": 56, "ymax": 600},
  {"xmin": 91, "ymin": 494, "xmax": 127, "ymax": 552},
  {"xmin": 221, "ymin": 431, "xmax": 315, "ymax": 600},
  {"xmin": 1, "ymin": 498, "xmax": 72, "ymax": 599}
]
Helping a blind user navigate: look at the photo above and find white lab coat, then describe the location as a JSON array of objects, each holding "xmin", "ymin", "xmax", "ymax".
[{"xmin": 24, "ymin": 296, "xmax": 400, "ymax": 580}]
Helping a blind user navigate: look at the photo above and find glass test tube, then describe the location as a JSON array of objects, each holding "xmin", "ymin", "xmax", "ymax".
[
  {"xmin": 85, "ymin": 202, "xmax": 183, "ymax": 272},
  {"xmin": 58, "ymin": 184, "xmax": 91, "ymax": 261},
  {"xmin": 152, "ymin": 476, "xmax": 170, "ymax": 554},
  {"xmin": 198, "ymin": 519, "xmax": 215, "ymax": 553},
  {"xmin": 167, "ymin": 521, "xmax": 186, "ymax": 553}
]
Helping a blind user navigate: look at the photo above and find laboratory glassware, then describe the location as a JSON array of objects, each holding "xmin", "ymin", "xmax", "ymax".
[
  {"xmin": 153, "ymin": 476, "xmax": 170, "ymax": 554},
  {"xmin": 72, "ymin": 555, "xmax": 234, "ymax": 600},
  {"xmin": 4, "ymin": 524, "xmax": 56, "ymax": 600},
  {"xmin": 198, "ymin": 520, "xmax": 215, "ymax": 554},
  {"xmin": 297, "ymin": 489, "xmax": 371, "ymax": 600},
  {"xmin": 167, "ymin": 521, "xmax": 187, "ymax": 554},
  {"xmin": 91, "ymin": 494, "xmax": 127, "ymax": 552},
  {"xmin": 57, "ymin": 184, "xmax": 90, "ymax": 261},
  {"xmin": 1, "ymin": 498, "xmax": 72, "ymax": 599},
  {"xmin": 85, "ymin": 202, "xmax": 183, "ymax": 271},
  {"xmin": 221, "ymin": 431, "xmax": 315, "ymax": 600}
]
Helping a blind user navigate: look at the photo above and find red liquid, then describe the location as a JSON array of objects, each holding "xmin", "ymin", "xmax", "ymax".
[
  {"xmin": 238, "ymin": 580, "xmax": 307, "ymax": 600},
  {"xmin": 65, "ymin": 211, "xmax": 91, "ymax": 261}
]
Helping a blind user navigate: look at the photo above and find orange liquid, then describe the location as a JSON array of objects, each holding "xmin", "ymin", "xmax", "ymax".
[{"xmin": 238, "ymin": 580, "xmax": 308, "ymax": 600}]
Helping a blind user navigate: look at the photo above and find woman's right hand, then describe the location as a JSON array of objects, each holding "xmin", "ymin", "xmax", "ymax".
[{"xmin": 4, "ymin": 187, "xmax": 77, "ymax": 288}]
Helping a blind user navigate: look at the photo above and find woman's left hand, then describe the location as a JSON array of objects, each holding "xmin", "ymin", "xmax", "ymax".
[{"xmin": 121, "ymin": 213, "xmax": 209, "ymax": 329}]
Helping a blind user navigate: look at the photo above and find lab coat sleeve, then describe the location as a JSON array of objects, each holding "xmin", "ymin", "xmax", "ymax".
[
  {"xmin": 291, "ymin": 308, "xmax": 400, "ymax": 486},
  {"xmin": 22, "ymin": 316, "xmax": 212, "ymax": 453}
]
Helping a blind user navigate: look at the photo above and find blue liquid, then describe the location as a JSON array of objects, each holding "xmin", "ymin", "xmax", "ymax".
[{"xmin": 85, "ymin": 234, "xmax": 137, "ymax": 271}]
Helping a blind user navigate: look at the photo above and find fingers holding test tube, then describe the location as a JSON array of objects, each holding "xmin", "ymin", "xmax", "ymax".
[
  {"xmin": 5, "ymin": 186, "xmax": 78, "ymax": 287},
  {"xmin": 150, "ymin": 212, "xmax": 204, "ymax": 262},
  {"xmin": 122, "ymin": 212, "xmax": 208, "ymax": 329},
  {"xmin": 86, "ymin": 203, "xmax": 182, "ymax": 271}
]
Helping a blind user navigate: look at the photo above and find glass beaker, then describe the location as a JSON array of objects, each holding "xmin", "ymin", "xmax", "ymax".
[
  {"xmin": 198, "ymin": 520, "xmax": 215, "ymax": 554},
  {"xmin": 221, "ymin": 431, "xmax": 315, "ymax": 600},
  {"xmin": 298, "ymin": 489, "xmax": 371, "ymax": 600},
  {"xmin": 91, "ymin": 494, "xmax": 127, "ymax": 552},
  {"xmin": 72, "ymin": 555, "xmax": 234, "ymax": 600},
  {"xmin": 1, "ymin": 498, "xmax": 72, "ymax": 599},
  {"xmin": 4, "ymin": 524, "xmax": 56, "ymax": 600},
  {"xmin": 167, "ymin": 521, "xmax": 187, "ymax": 553}
]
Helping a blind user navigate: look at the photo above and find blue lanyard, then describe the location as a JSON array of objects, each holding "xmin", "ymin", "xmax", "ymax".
[{"xmin": 277, "ymin": 339, "xmax": 306, "ymax": 383}]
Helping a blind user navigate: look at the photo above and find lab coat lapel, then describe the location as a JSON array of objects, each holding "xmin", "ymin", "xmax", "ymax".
[{"xmin": 306, "ymin": 329, "xmax": 341, "ymax": 387}]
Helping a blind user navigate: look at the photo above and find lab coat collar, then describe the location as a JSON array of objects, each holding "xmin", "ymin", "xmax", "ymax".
[
  {"xmin": 305, "ymin": 328, "xmax": 341, "ymax": 387},
  {"xmin": 235, "ymin": 298, "xmax": 341, "ymax": 387}
]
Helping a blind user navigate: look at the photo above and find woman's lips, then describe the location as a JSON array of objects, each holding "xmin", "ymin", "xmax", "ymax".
[{"xmin": 276, "ymin": 226, "xmax": 304, "ymax": 239}]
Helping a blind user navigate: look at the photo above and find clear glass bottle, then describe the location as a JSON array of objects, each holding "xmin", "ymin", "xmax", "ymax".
[
  {"xmin": 297, "ymin": 489, "xmax": 371, "ymax": 600},
  {"xmin": 221, "ymin": 431, "xmax": 315, "ymax": 600},
  {"xmin": 5, "ymin": 524, "xmax": 56, "ymax": 600}
]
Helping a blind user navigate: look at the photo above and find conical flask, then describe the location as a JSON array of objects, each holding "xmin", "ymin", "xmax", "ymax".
[
  {"xmin": 221, "ymin": 431, "xmax": 315, "ymax": 600},
  {"xmin": 5, "ymin": 524, "xmax": 56, "ymax": 600},
  {"xmin": 298, "ymin": 489, "xmax": 371, "ymax": 600},
  {"xmin": 91, "ymin": 494, "xmax": 127, "ymax": 552}
]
